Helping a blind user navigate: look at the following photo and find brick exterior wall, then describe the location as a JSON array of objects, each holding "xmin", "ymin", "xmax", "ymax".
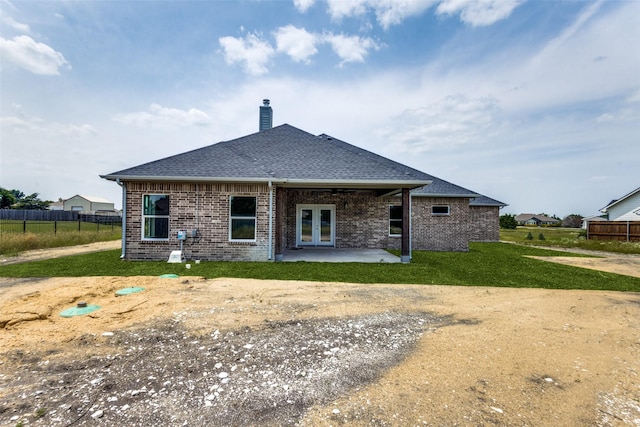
[
  {"xmin": 283, "ymin": 191, "xmax": 469, "ymax": 252},
  {"xmin": 284, "ymin": 190, "xmax": 401, "ymax": 249},
  {"xmin": 469, "ymin": 206, "xmax": 500, "ymax": 242},
  {"xmin": 410, "ymin": 197, "xmax": 470, "ymax": 251},
  {"xmin": 123, "ymin": 184, "xmax": 472, "ymax": 261},
  {"xmin": 124, "ymin": 182, "xmax": 273, "ymax": 261}
]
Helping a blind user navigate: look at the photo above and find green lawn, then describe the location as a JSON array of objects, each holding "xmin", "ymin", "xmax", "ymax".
[
  {"xmin": 500, "ymin": 227, "xmax": 640, "ymax": 254},
  {"xmin": 1, "ymin": 243, "xmax": 638, "ymax": 292}
]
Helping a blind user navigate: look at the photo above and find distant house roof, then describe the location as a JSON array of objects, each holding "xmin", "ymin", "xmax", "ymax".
[
  {"xmin": 75, "ymin": 195, "xmax": 112, "ymax": 204},
  {"xmin": 470, "ymin": 195, "xmax": 508, "ymax": 207},
  {"xmin": 102, "ymin": 124, "xmax": 433, "ymax": 191},
  {"xmin": 515, "ymin": 213, "xmax": 559, "ymax": 223},
  {"xmin": 600, "ymin": 187, "xmax": 640, "ymax": 213}
]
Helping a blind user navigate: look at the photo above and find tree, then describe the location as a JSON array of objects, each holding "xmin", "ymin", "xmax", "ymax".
[
  {"xmin": 562, "ymin": 214, "xmax": 583, "ymax": 228},
  {"xmin": 0, "ymin": 187, "xmax": 16, "ymax": 208},
  {"xmin": 499, "ymin": 213, "xmax": 518, "ymax": 229},
  {"xmin": 14, "ymin": 193, "xmax": 52, "ymax": 210},
  {"xmin": 0, "ymin": 187, "xmax": 52, "ymax": 210}
]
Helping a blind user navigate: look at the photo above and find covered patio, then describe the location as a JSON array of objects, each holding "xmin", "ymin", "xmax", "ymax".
[{"xmin": 281, "ymin": 247, "xmax": 401, "ymax": 263}]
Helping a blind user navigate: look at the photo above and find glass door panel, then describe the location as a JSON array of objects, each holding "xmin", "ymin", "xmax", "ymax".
[
  {"xmin": 298, "ymin": 205, "xmax": 335, "ymax": 246},
  {"xmin": 301, "ymin": 209, "xmax": 313, "ymax": 243},
  {"xmin": 320, "ymin": 209, "xmax": 332, "ymax": 243}
]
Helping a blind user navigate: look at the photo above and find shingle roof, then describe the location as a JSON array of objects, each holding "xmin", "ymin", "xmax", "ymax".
[
  {"xmin": 410, "ymin": 178, "xmax": 479, "ymax": 198},
  {"xmin": 470, "ymin": 195, "xmax": 507, "ymax": 207},
  {"xmin": 515, "ymin": 213, "xmax": 559, "ymax": 223},
  {"xmin": 102, "ymin": 124, "xmax": 433, "ymax": 187}
]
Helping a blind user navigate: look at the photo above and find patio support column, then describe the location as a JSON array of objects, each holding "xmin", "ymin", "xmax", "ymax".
[
  {"xmin": 401, "ymin": 188, "xmax": 411, "ymax": 263},
  {"xmin": 275, "ymin": 187, "xmax": 285, "ymax": 261}
]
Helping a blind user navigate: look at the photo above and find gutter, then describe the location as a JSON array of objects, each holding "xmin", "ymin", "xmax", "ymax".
[
  {"xmin": 116, "ymin": 179, "xmax": 126, "ymax": 259},
  {"xmin": 101, "ymin": 175, "xmax": 287, "ymax": 184},
  {"xmin": 100, "ymin": 175, "xmax": 432, "ymax": 188}
]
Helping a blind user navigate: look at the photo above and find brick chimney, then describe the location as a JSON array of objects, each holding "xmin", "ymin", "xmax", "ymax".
[{"xmin": 259, "ymin": 99, "xmax": 272, "ymax": 131}]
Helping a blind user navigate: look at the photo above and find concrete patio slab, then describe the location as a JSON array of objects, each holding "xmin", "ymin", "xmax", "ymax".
[{"xmin": 282, "ymin": 248, "xmax": 401, "ymax": 263}]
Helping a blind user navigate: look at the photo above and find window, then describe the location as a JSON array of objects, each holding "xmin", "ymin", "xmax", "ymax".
[
  {"xmin": 389, "ymin": 205, "xmax": 403, "ymax": 236},
  {"xmin": 230, "ymin": 196, "xmax": 257, "ymax": 241},
  {"xmin": 432, "ymin": 205, "xmax": 450, "ymax": 216},
  {"xmin": 143, "ymin": 195, "xmax": 169, "ymax": 240}
]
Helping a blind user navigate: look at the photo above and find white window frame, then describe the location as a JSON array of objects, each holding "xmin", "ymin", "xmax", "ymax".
[
  {"xmin": 142, "ymin": 194, "xmax": 170, "ymax": 241},
  {"xmin": 229, "ymin": 195, "xmax": 257, "ymax": 242},
  {"xmin": 432, "ymin": 205, "xmax": 450, "ymax": 216},
  {"xmin": 389, "ymin": 205, "xmax": 403, "ymax": 236}
]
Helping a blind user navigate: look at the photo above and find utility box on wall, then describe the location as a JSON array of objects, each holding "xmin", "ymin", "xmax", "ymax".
[{"xmin": 177, "ymin": 230, "xmax": 187, "ymax": 240}]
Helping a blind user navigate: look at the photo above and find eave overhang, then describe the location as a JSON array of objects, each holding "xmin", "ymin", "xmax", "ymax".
[{"xmin": 101, "ymin": 174, "xmax": 431, "ymax": 191}]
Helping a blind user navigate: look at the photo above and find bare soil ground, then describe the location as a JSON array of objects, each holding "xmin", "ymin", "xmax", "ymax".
[{"xmin": 0, "ymin": 244, "xmax": 639, "ymax": 426}]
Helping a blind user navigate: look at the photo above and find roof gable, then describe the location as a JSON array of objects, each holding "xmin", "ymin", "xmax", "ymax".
[
  {"xmin": 600, "ymin": 187, "xmax": 640, "ymax": 212},
  {"xmin": 102, "ymin": 124, "xmax": 433, "ymax": 186}
]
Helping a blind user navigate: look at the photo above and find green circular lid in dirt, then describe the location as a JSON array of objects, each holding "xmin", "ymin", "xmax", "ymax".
[
  {"xmin": 60, "ymin": 304, "xmax": 101, "ymax": 317},
  {"xmin": 159, "ymin": 274, "xmax": 179, "ymax": 278},
  {"xmin": 115, "ymin": 287, "xmax": 145, "ymax": 296}
]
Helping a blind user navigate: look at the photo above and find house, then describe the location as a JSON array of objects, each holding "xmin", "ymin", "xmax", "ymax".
[
  {"xmin": 515, "ymin": 213, "xmax": 560, "ymax": 227},
  {"xmin": 102, "ymin": 101, "xmax": 505, "ymax": 262},
  {"xmin": 599, "ymin": 187, "xmax": 640, "ymax": 221},
  {"xmin": 48, "ymin": 199, "xmax": 64, "ymax": 211},
  {"xmin": 62, "ymin": 195, "xmax": 115, "ymax": 212}
]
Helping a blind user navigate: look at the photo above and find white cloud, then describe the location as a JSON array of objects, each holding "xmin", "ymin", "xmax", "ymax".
[
  {"xmin": 113, "ymin": 103, "xmax": 211, "ymax": 130},
  {"xmin": 0, "ymin": 35, "xmax": 70, "ymax": 75},
  {"xmin": 293, "ymin": 0, "xmax": 316, "ymax": 13},
  {"xmin": 219, "ymin": 33, "xmax": 275, "ymax": 76},
  {"xmin": 325, "ymin": 0, "xmax": 369, "ymax": 20},
  {"xmin": 497, "ymin": 1, "xmax": 640, "ymax": 113},
  {"xmin": 325, "ymin": 0, "xmax": 434, "ymax": 29},
  {"xmin": 627, "ymin": 89, "xmax": 640, "ymax": 104},
  {"xmin": 1, "ymin": 15, "xmax": 31, "ymax": 33},
  {"xmin": 322, "ymin": 0, "xmax": 515, "ymax": 29},
  {"xmin": 1, "ymin": 115, "xmax": 96, "ymax": 138},
  {"xmin": 372, "ymin": 0, "xmax": 437, "ymax": 29},
  {"xmin": 323, "ymin": 33, "xmax": 380, "ymax": 65},
  {"xmin": 531, "ymin": 1, "xmax": 602, "ymax": 63},
  {"xmin": 376, "ymin": 95, "xmax": 503, "ymax": 153},
  {"xmin": 220, "ymin": 27, "xmax": 380, "ymax": 72},
  {"xmin": 275, "ymin": 25, "xmax": 318, "ymax": 63},
  {"xmin": 436, "ymin": 0, "xmax": 524, "ymax": 26}
]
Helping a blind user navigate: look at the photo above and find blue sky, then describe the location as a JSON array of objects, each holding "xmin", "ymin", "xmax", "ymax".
[{"xmin": 1, "ymin": 0, "xmax": 638, "ymax": 217}]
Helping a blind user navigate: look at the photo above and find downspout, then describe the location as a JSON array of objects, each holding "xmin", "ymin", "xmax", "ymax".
[
  {"xmin": 268, "ymin": 181, "xmax": 273, "ymax": 260},
  {"xmin": 116, "ymin": 179, "xmax": 126, "ymax": 259},
  {"xmin": 409, "ymin": 191, "xmax": 412, "ymax": 260}
]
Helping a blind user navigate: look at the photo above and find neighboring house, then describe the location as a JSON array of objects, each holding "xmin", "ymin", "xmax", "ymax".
[
  {"xmin": 62, "ymin": 195, "xmax": 115, "ymax": 212},
  {"xmin": 515, "ymin": 213, "xmax": 560, "ymax": 226},
  {"xmin": 581, "ymin": 214, "xmax": 607, "ymax": 229},
  {"xmin": 599, "ymin": 187, "xmax": 640, "ymax": 221},
  {"xmin": 48, "ymin": 199, "xmax": 64, "ymax": 211},
  {"xmin": 102, "ymin": 102, "xmax": 505, "ymax": 262}
]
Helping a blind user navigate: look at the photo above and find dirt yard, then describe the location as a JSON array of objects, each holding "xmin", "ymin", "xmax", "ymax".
[{"xmin": 0, "ymin": 244, "xmax": 639, "ymax": 426}]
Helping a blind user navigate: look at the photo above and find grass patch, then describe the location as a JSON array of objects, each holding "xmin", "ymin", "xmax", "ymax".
[
  {"xmin": 0, "ymin": 230, "xmax": 121, "ymax": 256},
  {"xmin": 1, "ymin": 243, "xmax": 638, "ymax": 292},
  {"xmin": 500, "ymin": 227, "xmax": 640, "ymax": 254}
]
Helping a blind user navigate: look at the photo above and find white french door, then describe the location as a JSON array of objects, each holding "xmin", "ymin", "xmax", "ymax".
[{"xmin": 297, "ymin": 205, "xmax": 335, "ymax": 246}]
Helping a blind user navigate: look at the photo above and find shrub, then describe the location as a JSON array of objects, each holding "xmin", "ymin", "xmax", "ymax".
[
  {"xmin": 525, "ymin": 232, "xmax": 533, "ymax": 240},
  {"xmin": 538, "ymin": 233, "xmax": 545, "ymax": 240}
]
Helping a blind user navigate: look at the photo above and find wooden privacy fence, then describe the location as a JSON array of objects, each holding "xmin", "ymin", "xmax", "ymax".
[{"xmin": 587, "ymin": 221, "xmax": 640, "ymax": 242}]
